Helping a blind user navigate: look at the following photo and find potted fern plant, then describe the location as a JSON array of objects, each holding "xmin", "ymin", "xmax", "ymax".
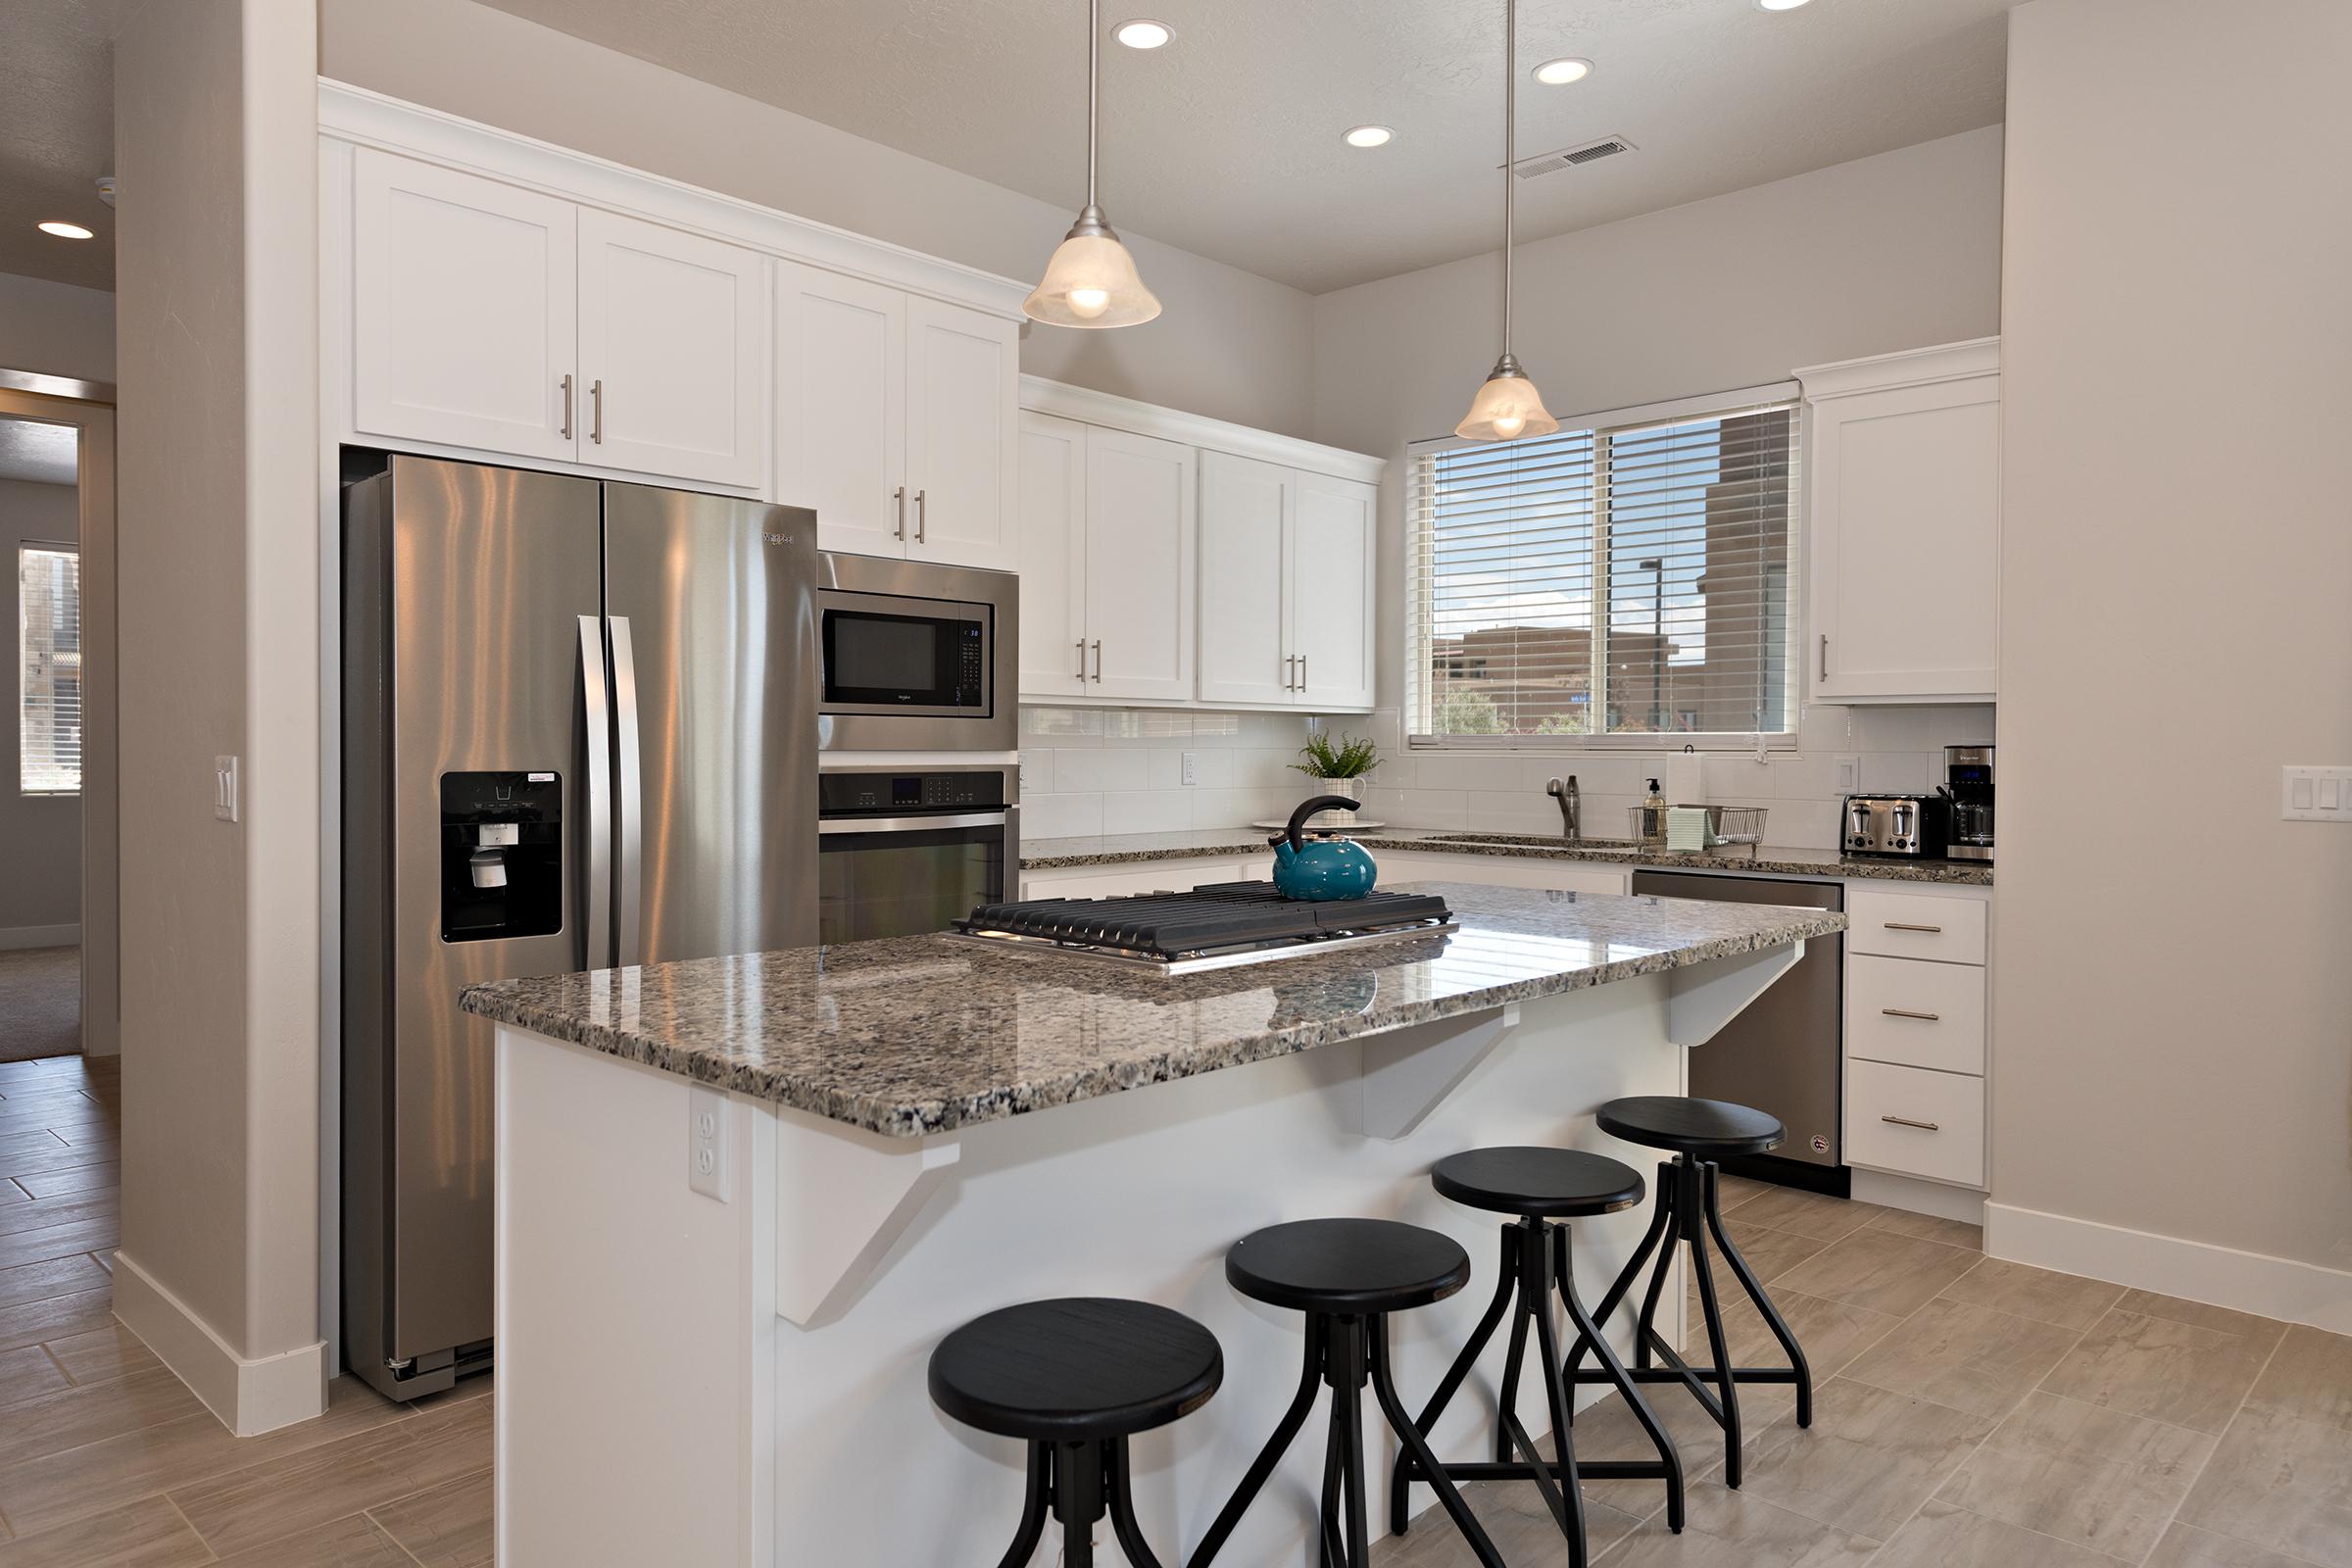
[{"xmin": 1291, "ymin": 731, "xmax": 1380, "ymax": 830}]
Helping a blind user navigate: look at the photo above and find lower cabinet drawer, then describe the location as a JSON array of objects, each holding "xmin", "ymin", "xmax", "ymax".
[
  {"xmin": 1845, "ymin": 1058, "xmax": 1985, "ymax": 1188},
  {"xmin": 1847, "ymin": 888, "xmax": 1987, "ymax": 965},
  {"xmin": 1844, "ymin": 954, "xmax": 1986, "ymax": 1074}
]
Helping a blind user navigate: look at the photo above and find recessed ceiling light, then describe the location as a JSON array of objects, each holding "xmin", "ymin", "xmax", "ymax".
[
  {"xmin": 36, "ymin": 220, "xmax": 94, "ymax": 240},
  {"xmin": 1344, "ymin": 124, "xmax": 1395, "ymax": 149},
  {"xmin": 1112, "ymin": 19, "xmax": 1172, "ymax": 48},
  {"xmin": 1533, "ymin": 57, "xmax": 1592, "ymax": 85},
  {"xmin": 1756, "ymin": 0, "xmax": 1812, "ymax": 10}
]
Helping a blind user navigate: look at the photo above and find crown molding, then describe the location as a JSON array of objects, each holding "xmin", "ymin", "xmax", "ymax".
[
  {"xmin": 1794, "ymin": 336, "xmax": 2001, "ymax": 401},
  {"xmin": 1019, "ymin": 375, "xmax": 1387, "ymax": 483}
]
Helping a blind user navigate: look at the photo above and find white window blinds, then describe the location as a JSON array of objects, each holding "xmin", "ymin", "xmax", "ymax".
[
  {"xmin": 1407, "ymin": 393, "xmax": 1800, "ymax": 746},
  {"xmin": 19, "ymin": 544, "xmax": 80, "ymax": 795}
]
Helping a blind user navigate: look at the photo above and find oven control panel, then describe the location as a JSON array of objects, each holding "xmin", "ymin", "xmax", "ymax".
[{"xmin": 819, "ymin": 770, "xmax": 1008, "ymax": 814}]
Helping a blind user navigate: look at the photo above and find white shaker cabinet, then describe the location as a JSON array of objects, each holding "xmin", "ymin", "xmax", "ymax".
[
  {"xmin": 1016, "ymin": 413, "xmax": 1091, "ymax": 699},
  {"xmin": 576, "ymin": 209, "xmax": 766, "ymax": 488},
  {"xmin": 1798, "ymin": 338, "xmax": 2000, "ymax": 703},
  {"xmin": 1290, "ymin": 471, "xmax": 1377, "ymax": 711},
  {"xmin": 904, "ymin": 297, "xmax": 1019, "ymax": 570},
  {"xmin": 1085, "ymin": 429, "xmax": 1198, "ymax": 701},
  {"xmin": 1196, "ymin": 452, "xmax": 1295, "ymax": 707},
  {"xmin": 352, "ymin": 150, "xmax": 579, "ymax": 464}
]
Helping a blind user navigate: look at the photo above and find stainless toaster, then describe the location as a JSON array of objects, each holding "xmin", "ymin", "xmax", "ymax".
[{"xmin": 1842, "ymin": 794, "xmax": 1950, "ymax": 858}]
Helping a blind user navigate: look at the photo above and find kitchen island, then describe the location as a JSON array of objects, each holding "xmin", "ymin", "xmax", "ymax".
[{"xmin": 462, "ymin": 883, "xmax": 1843, "ymax": 1566}]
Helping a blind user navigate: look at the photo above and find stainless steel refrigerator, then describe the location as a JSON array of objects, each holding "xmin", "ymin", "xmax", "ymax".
[{"xmin": 341, "ymin": 455, "xmax": 818, "ymax": 1401}]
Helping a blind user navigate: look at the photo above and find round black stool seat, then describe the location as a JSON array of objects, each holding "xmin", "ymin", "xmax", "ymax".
[
  {"xmin": 1598, "ymin": 1096, "xmax": 1785, "ymax": 1157},
  {"xmin": 1431, "ymin": 1147, "xmax": 1646, "ymax": 1218},
  {"xmin": 928, "ymin": 1298, "xmax": 1222, "ymax": 1441},
  {"xmin": 1226, "ymin": 1218, "xmax": 1470, "ymax": 1314}
]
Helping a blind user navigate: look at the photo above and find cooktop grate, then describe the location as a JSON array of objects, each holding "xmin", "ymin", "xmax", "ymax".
[{"xmin": 947, "ymin": 881, "xmax": 1456, "ymax": 972}]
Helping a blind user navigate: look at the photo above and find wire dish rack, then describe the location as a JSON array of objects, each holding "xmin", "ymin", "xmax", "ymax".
[{"xmin": 1628, "ymin": 804, "xmax": 1769, "ymax": 851}]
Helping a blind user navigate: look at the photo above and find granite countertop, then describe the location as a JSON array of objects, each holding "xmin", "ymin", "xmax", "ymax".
[
  {"xmin": 1020, "ymin": 827, "xmax": 1995, "ymax": 887},
  {"xmin": 459, "ymin": 883, "xmax": 1846, "ymax": 1139}
]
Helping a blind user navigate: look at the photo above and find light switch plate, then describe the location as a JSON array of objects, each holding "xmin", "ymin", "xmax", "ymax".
[
  {"xmin": 214, "ymin": 756, "xmax": 239, "ymax": 822},
  {"xmin": 2280, "ymin": 765, "xmax": 2352, "ymax": 822},
  {"xmin": 1834, "ymin": 755, "xmax": 1859, "ymax": 794},
  {"xmin": 1181, "ymin": 751, "xmax": 1198, "ymax": 786},
  {"xmin": 688, "ymin": 1087, "xmax": 730, "ymax": 1201}
]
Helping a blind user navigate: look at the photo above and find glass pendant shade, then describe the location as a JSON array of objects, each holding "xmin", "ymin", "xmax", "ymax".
[
  {"xmin": 1023, "ymin": 220, "xmax": 1161, "ymax": 328},
  {"xmin": 1455, "ymin": 359, "xmax": 1559, "ymax": 441}
]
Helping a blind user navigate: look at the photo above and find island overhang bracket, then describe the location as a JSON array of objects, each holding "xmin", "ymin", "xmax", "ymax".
[
  {"xmin": 1667, "ymin": 940, "xmax": 1804, "ymax": 1047},
  {"xmin": 774, "ymin": 1108, "xmax": 960, "ymax": 1327},
  {"xmin": 1352, "ymin": 1004, "xmax": 1518, "ymax": 1141}
]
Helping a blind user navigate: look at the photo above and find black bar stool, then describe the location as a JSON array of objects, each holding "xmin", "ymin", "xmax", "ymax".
[
  {"xmin": 1189, "ymin": 1218, "xmax": 1503, "ymax": 1568},
  {"xmin": 1571, "ymin": 1096, "xmax": 1814, "ymax": 1488},
  {"xmin": 1389, "ymin": 1147, "xmax": 1685, "ymax": 1566},
  {"xmin": 930, "ymin": 1297, "xmax": 1223, "ymax": 1568}
]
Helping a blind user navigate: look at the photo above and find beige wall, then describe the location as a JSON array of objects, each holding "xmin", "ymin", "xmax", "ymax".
[
  {"xmin": 116, "ymin": 0, "xmax": 322, "ymax": 1420},
  {"xmin": 0, "ymin": 478, "xmax": 82, "ymax": 934},
  {"xmin": 0, "ymin": 270, "xmax": 116, "ymax": 383},
  {"xmin": 1994, "ymin": 0, "xmax": 2352, "ymax": 1277},
  {"xmin": 315, "ymin": 0, "xmax": 1319, "ymax": 440}
]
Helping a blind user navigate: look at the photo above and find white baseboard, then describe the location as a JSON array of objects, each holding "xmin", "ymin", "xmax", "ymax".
[
  {"xmin": 1985, "ymin": 1201, "xmax": 2352, "ymax": 1335},
  {"xmin": 0, "ymin": 922, "xmax": 78, "ymax": 952},
  {"xmin": 112, "ymin": 1250, "xmax": 327, "ymax": 1436},
  {"xmin": 1851, "ymin": 1168, "xmax": 1986, "ymax": 1226}
]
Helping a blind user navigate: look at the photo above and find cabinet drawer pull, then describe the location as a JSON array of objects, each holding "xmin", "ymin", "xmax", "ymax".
[
  {"xmin": 1880, "ymin": 1115, "xmax": 1941, "ymax": 1132},
  {"xmin": 1880, "ymin": 1007, "xmax": 1942, "ymax": 1022},
  {"xmin": 1884, "ymin": 921, "xmax": 1944, "ymax": 934}
]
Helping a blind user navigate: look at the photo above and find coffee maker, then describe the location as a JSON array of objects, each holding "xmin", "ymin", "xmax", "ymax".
[{"xmin": 1945, "ymin": 746, "xmax": 1994, "ymax": 862}]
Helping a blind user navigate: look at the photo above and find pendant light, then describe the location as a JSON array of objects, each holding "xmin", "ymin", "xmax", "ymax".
[
  {"xmin": 1024, "ymin": 0, "xmax": 1161, "ymax": 328},
  {"xmin": 1455, "ymin": 0, "xmax": 1558, "ymax": 441}
]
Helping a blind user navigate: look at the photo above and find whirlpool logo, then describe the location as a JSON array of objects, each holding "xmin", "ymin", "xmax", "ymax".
[{"xmin": 764, "ymin": 533, "xmax": 796, "ymax": 546}]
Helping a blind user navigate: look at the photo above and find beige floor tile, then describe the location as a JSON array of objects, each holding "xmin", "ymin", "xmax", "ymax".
[
  {"xmin": 367, "ymin": 1466, "xmax": 495, "ymax": 1568},
  {"xmin": 1386, "ymin": 1476, "xmax": 1646, "ymax": 1567},
  {"xmin": 1716, "ymin": 1220, "xmax": 1831, "ymax": 1285},
  {"xmin": 1713, "ymin": 1175, "xmax": 1773, "ymax": 1213},
  {"xmin": 0, "ymin": 1494, "xmax": 214, "ymax": 1568},
  {"xmin": 2042, "ymin": 1304, "xmax": 2283, "ymax": 1435},
  {"xmin": 0, "ymin": 1179, "xmax": 26, "ymax": 1205},
  {"xmin": 2175, "ymin": 1403, "xmax": 2352, "ymax": 1566},
  {"xmin": 1722, "ymin": 1188, "xmax": 1883, "ymax": 1246},
  {"xmin": 0, "ymin": 1342, "xmax": 73, "ymax": 1408},
  {"xmin": 0, "ymin": 1216, "xmax": 121, "ymax": 1273},
  {"xmin": 12, "ymin": 1163, "xmax": 119, "ymax": 1201},
  {"xmin": 1841, "ymin": 1299, "xmax": 2084, "ymax": 1421},
  {"xmin": 43, "ymin": 1321, "xmax": 162, "ymax": 1387},
  {"xmin": 2144, "ymin": 1520, "xmax": 2328, "ymax": 1568},
  {"xmin": 1707, "ymin": 1289, "xmax": 1903, "ymax": 1382},
  {"xmin": 0, "ymin": 1141, "xmax": 121, "ymax": 1182},
  {"xmin": 1588, "ymin": 1481, "xmax": 1877, "ymax": 1567},
  {"xmin": 206, "ymin": 1511, "xmax": 413, "ymax": 1567},
  {"xmin": 170, "ymin": 1397, "xmax": 493, "ymax": 1560},
  {"xmin": 0, "ymin": 1284, "xmax": 114, "ymax": 1355},
  {"xmin": 0, "ymin": 1254, "xmax": 113, "ymax": 1313},
  {"xmin": 1867, "ymin": 1497, "xmax": 2125, "ymax": 1568},
  {"xmin": 1936, "ymin": 1257, "xmax": 2122, "ymax": 1332},
  {"xmin": 2114, "ymin": 1292, "xmax": 2288, "ymax": 1345},
  {"xmin": 1770, "ymin": 1229, "xmax": 1983, "ymax": 1319},
  {"xmin": 2245, "ymin": 1324, "xmax": 2352, "ymax": 1431},
  {"xmin": 0, "ymin": 1363, "xmax": 211, "ymax": 1468},
  {"xmin": 1553, "ymin": 1384, "xmax": 1760, "ymax": 1519},
  {"xmin": 1937, "ymin": 1390, "xmax": 2215, "ymax": 1562},
  {"xmin": 1735, "ymin": 1376, "xmax": 1991, "ymax": 1542},
  {"xmin": 1864, "ymin": 1209, "xmax": 1983, "ymax": 1250},
  {"xmin": 0, "ymin": 1191, "xmax": 119, "ymax": 1241}
]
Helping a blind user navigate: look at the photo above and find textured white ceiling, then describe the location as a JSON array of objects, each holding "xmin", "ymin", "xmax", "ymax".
[
  {"xmin": 0, "ymin": 0, "xmax": 122, "ymax": 292},
  {"xmin": 475, "ymin": 0, "xmax": 2010, "ymax": 294},
  {"xmin": 0, "ymin": 415, "xmax": 81, "ymax": 486}
]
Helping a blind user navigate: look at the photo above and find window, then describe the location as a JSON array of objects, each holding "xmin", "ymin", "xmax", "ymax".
[
  {"xmin": 1407, "ymin": 389, "xmax": 1800, "ymax": 748},
  {"xmin": 19, "ymin": 544, "xmax": 80, "ymax": 795}
]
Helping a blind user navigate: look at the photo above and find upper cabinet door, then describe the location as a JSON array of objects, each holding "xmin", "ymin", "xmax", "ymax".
[
  {"xmin": 1085, "ymin": 429, "xmax": 1196, "ymax": 702},
  {"xmin": 352, "ymin": 149, "xmax": 578, "ymax": 462},
  {"xmin": 1196, "ymin": 451, "xmax": 1294, "ymax": 708},
  {"xmin": 905, "ymin": 298, "xmax": 1019, "ymax": 570},
  {"xmin": 1017, "ymin": 413, "xmax": 1091, "ymax": 700},
  {"xmin": 1291, "ymin": 472, "xmax": 1377, "ymax": 711},
  {"xmin": 1809, "ymin": 369, "xmax": 1999, "ymax": 701},
  {"xmin": 576, "ymin": 210, "xmax": 767, "ymax": 489},
  {"xmin": 776, "ymin": 260, "xmax": 907, "ymax": 558}
]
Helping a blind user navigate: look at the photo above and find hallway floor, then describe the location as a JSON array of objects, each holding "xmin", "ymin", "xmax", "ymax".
[
  {"xmin": 0, "ymin": 949, "xmax": 79, "ymax": 1063},
  {"xmin": 1, "ymin": 1056, "xmax": 2343, "ymax": 1565}
]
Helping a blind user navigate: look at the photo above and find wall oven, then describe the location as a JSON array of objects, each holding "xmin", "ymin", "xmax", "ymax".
[
  {"xmin": 817, "ymin": 766, "xmax": 1018, "ymax": 943},
  {"xmin": 816, "ymin": 553, "xmax": 1018, "ymax": 754}
]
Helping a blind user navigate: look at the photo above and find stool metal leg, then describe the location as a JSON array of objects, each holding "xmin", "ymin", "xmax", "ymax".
[
  {"xmin": 993, "ymin": 1442, "xmax": 1053, "ymax": 1568},
  {"xmin": 1051, "ymin": 1440, "xmax": 1104, "ymax": 1568},
  {"xmin": 1328, "ymin": 1320, "xmax": 1371, "ymax": 1568},
  {"xmin": 1702, "ymin": 1161, "xmax": 1814, "ymax": 1429},
  {"xmin": 1518, "ymin": 1225, "xmax": 1591, "ymax": 1567},
  {"xmin": 1573, "ymin": 1159, "xmax": 1676, "ymax": 1374},
  {"xmin": 1390, "ymin": 1224, "xmax": 1518, "ymax": 1535},
  {"xmin": 1104, "ymin": 1440, "xmax": 1168, "ymax": 1568},
  {"xmin": 1319, "ymin": 1408, "xmax": 1345, "ymax": 1568},
  {"xmin": 1367, "ymin": 1316, "xmax": 1505, "ymax": 1568},
  {"xmin": 1685, "ymin": 1204, "xmax": 1743, "ymax": 1488},
  {"xmin": 1554, "ymin": 1225, "xmax": 1685, "ymax": 1534},
  {"xmin": 1188, "ymin": 1317, "xmax": 1327, "ymax": 1568}
]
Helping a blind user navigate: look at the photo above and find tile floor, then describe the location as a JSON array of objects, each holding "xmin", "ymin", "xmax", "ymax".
[{"xmin": 2, "ymin": 1055, "xmax": 2343, "ymax": 1567}]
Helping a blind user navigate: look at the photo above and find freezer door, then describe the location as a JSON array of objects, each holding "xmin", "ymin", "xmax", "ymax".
[
  {"xmin": 603, "ymin": 485, "xmax": 820, "ymax": 963},
  {"xmin": 366, "ymin": 456, "xmax": 605, "ymax": 1374},
  {"xmin": 1631, "ymin": 871, "xmax": 1845, "ymax": 1167}
]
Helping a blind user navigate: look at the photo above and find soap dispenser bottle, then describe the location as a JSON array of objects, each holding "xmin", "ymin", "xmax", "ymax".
[{"xmin": 1639, "ymin": 778, "xmax": 1668, "ymax": 843}]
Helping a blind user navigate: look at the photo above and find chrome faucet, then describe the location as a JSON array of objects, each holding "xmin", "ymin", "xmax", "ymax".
[{"xmin": 1545, "ymin": 775, "xmax": 1580, "ymax": 840}]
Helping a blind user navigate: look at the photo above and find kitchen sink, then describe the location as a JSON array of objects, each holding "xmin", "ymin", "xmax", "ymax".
[{"xmin": 1423, "ymin": 832, "xmax": 1647, "ymax": 850}]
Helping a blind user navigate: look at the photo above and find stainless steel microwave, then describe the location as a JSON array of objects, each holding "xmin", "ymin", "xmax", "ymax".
[{"xmin": 815, "ymin": 553, "xmax": 1018, "ymax": 753}]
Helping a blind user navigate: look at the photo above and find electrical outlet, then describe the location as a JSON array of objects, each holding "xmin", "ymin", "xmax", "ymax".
[
  {"xmin": 2281, "ymin": 765, "xmax": 2352, "ymax": 822},
  {"xmin": 688, "ymin": 1087, "xmax": 730, "ymax": 1201},
  {"xmin": 214, "ymin": 756, "xmax": 240, "ymax": 822},
  {"xmin": 1834, "ymin": 755, "xmax": 1859, "ymax": 794},
  {"xmin": 1181, "ymin": 751, "xmax": 1198, "ymax": 786}
]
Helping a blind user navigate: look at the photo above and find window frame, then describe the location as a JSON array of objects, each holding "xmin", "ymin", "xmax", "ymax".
[
  {"xmin": 18, "ymin": 538, "xmax": 83, "ymax": 798},
  {"xmin": 1405, "ymin": 381, "xmax": 1804, "ymax": 754}
]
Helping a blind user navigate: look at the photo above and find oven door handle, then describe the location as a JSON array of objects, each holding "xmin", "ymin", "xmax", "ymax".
[{"xmin": 819, "ymin": 811, "xmax": 1009, "ymax": 836}]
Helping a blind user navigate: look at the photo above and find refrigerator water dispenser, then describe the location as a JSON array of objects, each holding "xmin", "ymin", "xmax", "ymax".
[{"xmin": 439, "ymin": 771, "xmax": 563, "ymax": 941}]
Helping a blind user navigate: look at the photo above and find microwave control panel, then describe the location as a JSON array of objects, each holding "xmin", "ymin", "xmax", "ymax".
[
  {"xmin": 819, "ymin": 770, "xmax": 1007, "ymax": 814},
  {"xmin": 955, "ymin": 622, "xmax": 985, "ymax": 705}
]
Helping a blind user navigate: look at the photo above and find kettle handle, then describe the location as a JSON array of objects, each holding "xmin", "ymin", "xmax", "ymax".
[{"xmin": 1273, "ymin": 795, "xmax": 1362, "ymax": 853}]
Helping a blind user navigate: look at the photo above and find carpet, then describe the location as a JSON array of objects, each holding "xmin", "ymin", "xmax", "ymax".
[{"xmin": 0, "ymin": 946, "xmax": 80, "ymax": 1062}]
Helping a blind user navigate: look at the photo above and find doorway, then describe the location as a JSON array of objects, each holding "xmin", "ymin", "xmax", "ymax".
[{"xmin": 0, "ymin": 376, "xmax": 117, "ymax": 1062}]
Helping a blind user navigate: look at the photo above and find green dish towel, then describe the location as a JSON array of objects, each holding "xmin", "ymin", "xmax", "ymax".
[{"xmin": 1666, "ymin": 807, "xmax": 1713, "ymax": 853}]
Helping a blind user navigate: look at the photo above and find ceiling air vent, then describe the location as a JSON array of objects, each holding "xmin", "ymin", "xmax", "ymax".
[{"xmin": 1511, "ymin": 134, "xmax": 1637, "ymax": 180}]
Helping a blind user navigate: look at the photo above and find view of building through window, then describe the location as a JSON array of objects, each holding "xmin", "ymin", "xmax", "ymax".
[
  {"xmin": 19, "ymin": 543, "xmax": 81, "ymax": 795},
  {"xmin": 1407, "ymin": 402, "xmax": 1799, "ymax": 745}
]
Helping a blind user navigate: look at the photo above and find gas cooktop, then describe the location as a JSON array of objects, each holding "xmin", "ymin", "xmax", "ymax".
[{"xmin": 944, "ymin": 881, "xmax": 1457, "ymax": 975}]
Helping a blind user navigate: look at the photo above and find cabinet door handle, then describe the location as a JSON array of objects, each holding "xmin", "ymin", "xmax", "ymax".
[
  {"xmin": 1075, "ymin": 639, "xmax": 1087, "ymax": 680},
  {"xmin": 560, "ymin": 373, "xmax": 574, "ymax": 440},
  {"xmin": 893, "ymin": 486, "xmax": 906, "ymax": 540},
  {"xmin": 1819, "ymin": 633, "xmax": 1829, "ymax": 682},
  {"xmin": 589, "ymin": 378, "xmax": 605, "ymax": 445},
  {"xmin": 1884, "ymin": 921, "xmax": 1944, "ymax": 934},
  {"xmin": 1880, "ymin": 1115, "xmax": 1941, "ymax": 1132},
  {"xmin": 1298, "ymin": 655, "xmax": 1307, "ymax": 691},
  {"xmin": 913, "ymin": 488, "xmax": 927, "ymax": 543},
  {"xmin": 1282, "ymin": 654, "xmax": 1295, "ymax": 690},
  {"xmin": 1091, "ymin": 640, "xmax": 1102, "ymax": 682},
  {"xmin": 1881, "ymin": 1007, "xmax": 1941, "ymax": 1022}
]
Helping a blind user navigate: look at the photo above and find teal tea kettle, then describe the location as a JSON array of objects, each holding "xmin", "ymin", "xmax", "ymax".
[{"xmin": 1268, "ymin": 796, "xmax": 1378, "ymax": 901}]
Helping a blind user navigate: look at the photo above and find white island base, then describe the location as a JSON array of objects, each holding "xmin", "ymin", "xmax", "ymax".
[{"xmin": 493, "ymin": 956, "xmax": 1799, "ymax": 1566}]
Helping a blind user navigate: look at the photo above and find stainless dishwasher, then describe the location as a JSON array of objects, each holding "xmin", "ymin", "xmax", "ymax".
[{"xmin": 1630, "ymin": 871, "xmax": 1845, "ymax": 1177}]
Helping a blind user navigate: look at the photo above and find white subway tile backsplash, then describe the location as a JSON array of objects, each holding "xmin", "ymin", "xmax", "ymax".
[
  {"xmin": 1858, "ymin": 752, "xmax": 1936, "ymax": 793},
  {"xmin": 1018, "ymin": 749, "xmax": 1053, "ymax": 797},
  {"xmin": 1101, "ymin": 790, "xmax": 1193, "ymax": 834},
  {"xmin": 1409, "ymin": 753, "xmax": 1513, "ymax": 792},
  {"xmin": 1021, "ymin": 792, "xmax": 1101, "ymax": 839},
  {"xmin": 1102, "ymin": 710, "xmax": 1195, "ymax": 744},
  {"xmin": 1703, "ymin": 754, "xmax": 1776, "ymax": 799},
  {"xmin": 1769, "ymin": 752, "xmax": 1837, "ymax": 801}
]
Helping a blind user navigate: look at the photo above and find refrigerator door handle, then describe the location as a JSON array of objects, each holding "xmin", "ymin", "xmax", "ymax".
[
  {"xmin": 577, "ymin": 614, "xmax": 612, "ymax": 969},
  {"xmin": 610, "ymin": 614, "xmax": 645, "ymax": 968}
]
